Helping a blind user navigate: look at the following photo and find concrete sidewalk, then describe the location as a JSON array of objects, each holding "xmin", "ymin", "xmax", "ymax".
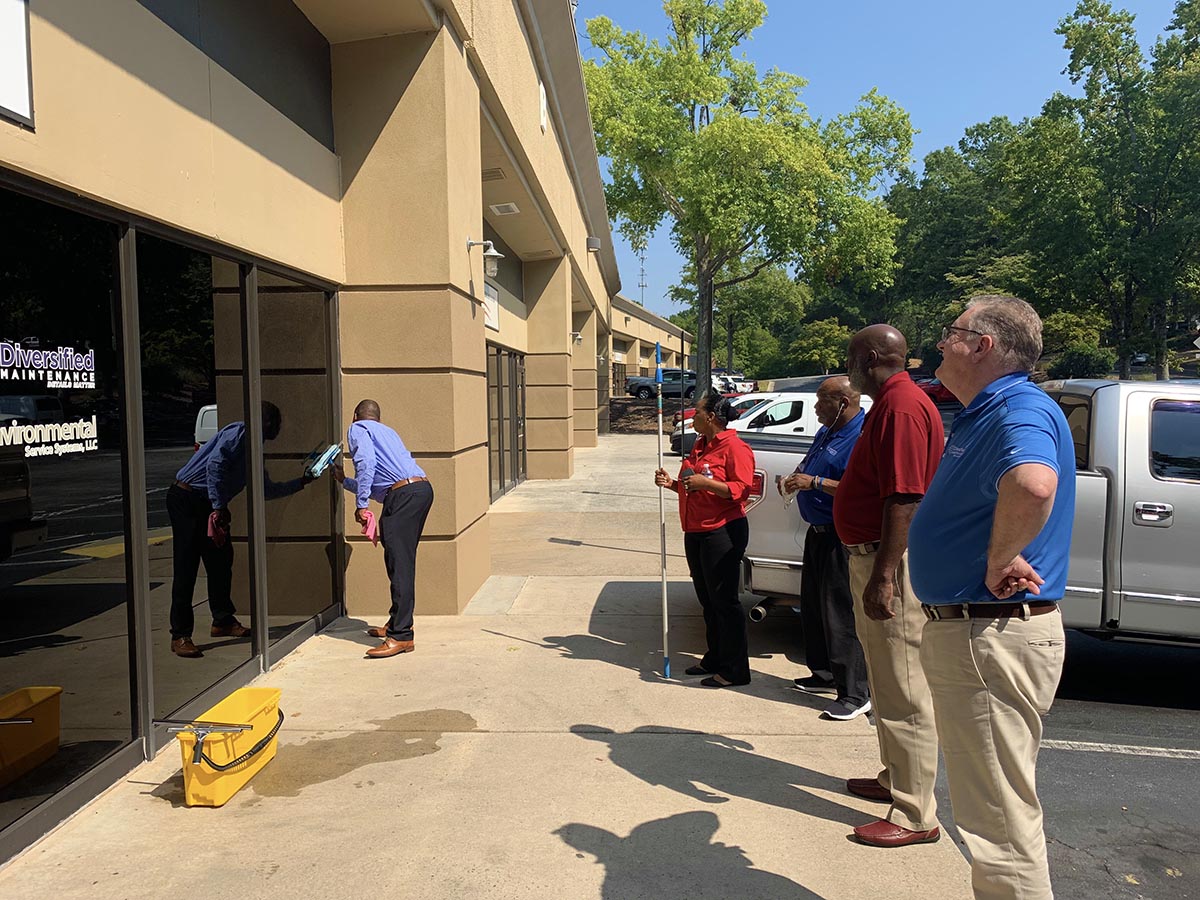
[{"xmin": 0, "ymin": 434, "xmax": 970, "ymax": 899}]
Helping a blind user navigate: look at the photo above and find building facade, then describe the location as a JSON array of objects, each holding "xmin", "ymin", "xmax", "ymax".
[{"xmin": 0, "ymin": 0, "xmax": 689, "ymax": 861}]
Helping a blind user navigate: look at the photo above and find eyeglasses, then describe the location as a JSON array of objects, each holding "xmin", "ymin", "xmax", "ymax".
[{"xmin": 941, "ymin": 324, "xmax": 985, "ymax": 342}]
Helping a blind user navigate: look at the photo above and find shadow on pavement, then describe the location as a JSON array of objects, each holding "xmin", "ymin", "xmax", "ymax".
[
  {"xmin": 536, "ymin": 581, "xmax": 824, "ymax": 711},
  {"xmin": 571, "ymin": 725, "xmax": 870, "ymax": 829},
  {"xmin": 556, "ymin": 810, "xmax": 824, "ymax": 899}
]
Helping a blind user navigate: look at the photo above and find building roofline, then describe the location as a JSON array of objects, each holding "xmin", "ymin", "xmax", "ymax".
[{"xmin": 613, "ymin": 294, "xmax": 693, "ymax": 341}]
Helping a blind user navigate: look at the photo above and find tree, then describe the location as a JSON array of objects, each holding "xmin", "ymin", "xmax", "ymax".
[
  {"xmin": 788, "ymin": 317, "xmax": 852, "ymax": 374},
  {"xmin": 1014, "ymin": 0, "xmax": 1200, "ymax": 377},
  {"xmin": 1041, "ymin": 308, "xmax": 1110, "ymax": 354},
  {"xmin": 585, "ymin": 0, "xmax": 912, "ymax": 395}
]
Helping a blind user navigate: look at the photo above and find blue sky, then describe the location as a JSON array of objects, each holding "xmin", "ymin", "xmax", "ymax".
[{"xmin": 575, "ymin": 0, "xmax": 1180, "ymax": 318}]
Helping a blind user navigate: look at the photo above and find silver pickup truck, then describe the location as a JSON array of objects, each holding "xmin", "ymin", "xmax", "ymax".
[{"xmin": 741, "ymin": 379, "xmax": 1200, "ymax": 644}]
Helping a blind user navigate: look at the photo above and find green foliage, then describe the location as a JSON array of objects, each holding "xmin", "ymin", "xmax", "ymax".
[
  {"xmin": 787, "ymin": 318, "xmax": 852, "ymax": 375},
  {"xmin": 585, "ymin": 1, "xmax": 912, "ymax": 390},
  {"xmin": 1048, "ymin": 342, "xmax": 1117, "ymax": 379},
  {"xmin": 1041, "ymin": 308, "xmax": 1109, "ymax": 354}
]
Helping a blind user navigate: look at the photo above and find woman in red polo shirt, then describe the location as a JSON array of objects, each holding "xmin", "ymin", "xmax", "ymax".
[{"xmin": 655, "ymin": 392, "xmax": 756, "ymax": 686}]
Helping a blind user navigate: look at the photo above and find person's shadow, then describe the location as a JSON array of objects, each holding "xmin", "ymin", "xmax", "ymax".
[
  {"xmin": 571, "ymin": 725, "xmax": 870, "ymax": 829},
  {"xmin": 556, "ymin": 810, "xmax": 824, "ymax": 899}
]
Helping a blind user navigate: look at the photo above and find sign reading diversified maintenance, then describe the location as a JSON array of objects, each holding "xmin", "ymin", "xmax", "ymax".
[{"xmin": 0, "ymin": 342, "xmax": 96, "ymax": 389}]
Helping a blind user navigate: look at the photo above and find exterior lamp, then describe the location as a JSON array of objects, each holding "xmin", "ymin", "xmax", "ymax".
[
  {"xmin": 586, "ymin": 236, "xmax": 602, "ymax": 253},
  {"xmin": 468, "ymin": 239, "xmax": 505, "ymax": 277}
]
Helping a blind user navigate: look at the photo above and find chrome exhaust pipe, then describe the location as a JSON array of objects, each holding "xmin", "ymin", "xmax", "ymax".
[{"xmin": 748, "ymin": 600, "xmax": 772, "ymax": 623}]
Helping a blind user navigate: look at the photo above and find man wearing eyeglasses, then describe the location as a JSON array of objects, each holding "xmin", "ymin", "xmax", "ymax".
[{"xmin": 910, "ymin": 296, "xmax": 1074, "ymax": 900}]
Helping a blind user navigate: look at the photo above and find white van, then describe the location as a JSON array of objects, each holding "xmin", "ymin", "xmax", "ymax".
[
  {"xmin": 729, "ymin": 392, "xmax": 872, "ymax": 440},
  {"xmin": 193, "ymin": 404, "xmax": 218, "ymax": 452}
]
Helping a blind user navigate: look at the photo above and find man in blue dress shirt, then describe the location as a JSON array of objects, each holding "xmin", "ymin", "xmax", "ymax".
[
  {"xmin": 779, "ymin": 376, "xmax": 871, "ymax": 720},
  {"xmin": 333, "ymin": 398, "xmax": 434, "ymax": 659},
  {"xmin": 909, "ymin": 296, "xmax": 1075, "ymax": 900},
  {"xmin": 167, "ymin": 402, "xmax": 310, "ymax": 658}
]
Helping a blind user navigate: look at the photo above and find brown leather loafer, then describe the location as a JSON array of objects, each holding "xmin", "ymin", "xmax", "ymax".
[
  {"xmin": 365, "ymin": 637, "xmax": 415, "ymax": 658},
  {"xmin": 847, "ymin": 777, "xmax": 894, "ymax": 803},
  {"xmin": 366, "ymin": 625, "xmax": 388, "ymax": 639},
  {"xmin": 171, "ymin": 637, "xmax": 203, "ymax": 658},
  {"xmin": 853, "ymin": 819, "xmax": 940, "ymax": 847},
  {"xmin": 211, "ymin": 619, "xmax": 252, "ymax": 638}
]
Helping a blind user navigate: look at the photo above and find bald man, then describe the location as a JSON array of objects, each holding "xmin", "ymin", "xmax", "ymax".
[
  {"xmin": 332, "ymin": 399, "xmax": 434, "ymax": 659},
  {"xmin": 780, "ymin": 377, "xmax": 870, "ymax": 721},
  {"xmin": 832, "ymin": 325, "xmax": 945, "ymax": 848}
]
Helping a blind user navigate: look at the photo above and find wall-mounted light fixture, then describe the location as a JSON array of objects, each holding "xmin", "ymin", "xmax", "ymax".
[
  {"xmin": 586, "ymin": 236, "xmax": 602, "ymax": 253},
  {"xmin": 570, "ymin": 332, "xmax": 583, "ymax": 345},
  {"xmin": 467, "ymin": 238, "xmax": 505, "ymax": 277}
]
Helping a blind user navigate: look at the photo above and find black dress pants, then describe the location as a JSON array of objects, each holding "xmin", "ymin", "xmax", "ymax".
[
  {"xmin": 166, "ymin": 484, "xmax": 236, "ymax": 639},
  {"xmin": 379, "ymin": 480, "xmax": 435, "ymax": 641},
  {"xmin": 684, "ymin": 517, "xmax": 751, "ymax": 683},
  {"xmin": 799, "ymin": 527, "xmax": 869, "ymax": 706}
]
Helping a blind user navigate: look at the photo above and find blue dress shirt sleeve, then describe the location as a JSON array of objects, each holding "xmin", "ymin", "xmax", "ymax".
[
  {"xmin": 205, "ymin": 425, "xmax": 244, "ymax": 510},
  {"xmin": 348, "ymin": 422, "xmax": 375, "ymax": 509}
]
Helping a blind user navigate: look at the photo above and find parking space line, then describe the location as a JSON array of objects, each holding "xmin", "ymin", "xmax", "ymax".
[{"xmin": 1042, "ymin": 739, "xmax": 1200, "ymax": 760}]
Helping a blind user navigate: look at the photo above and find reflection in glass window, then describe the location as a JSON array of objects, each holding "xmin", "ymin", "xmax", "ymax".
[
  {"xmin": 0, "ymin": 187, "xmax": 132, "ymax": 831},
  {"xmin": 1150, "ymin": 400, "xmax": 1200, "ymax": 482},
  {"xmin": 138, "ymin": 235, "xmax": 255, "ymax": 718},
  {"xmin": 1054, "ymin": 394, "xmax": 1092, "ymax": 470},
  {"xmin": 759, "ymin": 401, "xmax": 804, "ymax": 427}
]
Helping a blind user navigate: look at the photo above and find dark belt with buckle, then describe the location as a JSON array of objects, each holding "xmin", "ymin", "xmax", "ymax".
[
  {"xmin": 922, "ymin": 601, "xmax": 1058, "ymax": 621},
  {"xmin": 843, "ymin": 541, "xmax": 881, "ymax": 556},
  {"xmin": 173, "ymin": 480, "xmax": 194, "ymax": 492},
  {"xmin": 808, "ymin": 523, "xmax": 835, "ymax": 535},
  {"xmin": 387, "ymin": 476, "xmax": 429, "ymax": 492}
]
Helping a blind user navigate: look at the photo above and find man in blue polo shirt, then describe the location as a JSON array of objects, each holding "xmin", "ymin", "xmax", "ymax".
[
  {"xmin": 909, "ymin": 296, "xmax": 1074, "ymax": 900},
  {"xmin": 780, "ymin": 376, "xmax": 870, "ymax": 721}
]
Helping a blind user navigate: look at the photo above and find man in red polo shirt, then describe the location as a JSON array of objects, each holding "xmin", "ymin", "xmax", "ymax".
[{"xmin": 833, "ymin": 324, "xmax": 945, "ymax": 848}]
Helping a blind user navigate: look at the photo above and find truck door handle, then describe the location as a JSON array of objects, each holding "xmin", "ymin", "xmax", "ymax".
[
  {"xmin": 792, "ymin": 426, "xmax": 805, "ymax": 432},
  {"xmin": 1134, "ymin": 501, "xmax": 1174, "ymax": 526}
]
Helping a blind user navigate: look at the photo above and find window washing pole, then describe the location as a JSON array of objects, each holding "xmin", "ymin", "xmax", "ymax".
[{"xmin": 656, "ymin": 341, "xmax": 670, "ymax": 679}]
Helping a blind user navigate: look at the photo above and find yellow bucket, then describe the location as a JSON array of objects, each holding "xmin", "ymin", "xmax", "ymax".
[
  {"xmin": 175, "ymin": 687, "xmax": 282, "ymax": 807},
  {"xmin": 0, "ymin": 686, "xmax": 63, "ymax": 790}
]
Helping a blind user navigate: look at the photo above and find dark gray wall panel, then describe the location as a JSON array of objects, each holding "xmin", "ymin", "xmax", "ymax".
[{"xmin": 137, "ymin": 0, "xmax": 333, "ymax": 151}]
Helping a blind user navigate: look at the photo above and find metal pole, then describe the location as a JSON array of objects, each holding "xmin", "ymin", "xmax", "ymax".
[{"xmin": 656, "ymin": 342, "xmax": 670, "ymax": 679}]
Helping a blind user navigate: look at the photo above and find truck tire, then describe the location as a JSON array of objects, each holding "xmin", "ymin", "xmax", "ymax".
[
  {"xmin": 636, "ymin": 386, "xmax": 653, "ymax": 400},
  {"xmin": 684, "ymin": 387, "xmax": 695, "ymax": 399}
]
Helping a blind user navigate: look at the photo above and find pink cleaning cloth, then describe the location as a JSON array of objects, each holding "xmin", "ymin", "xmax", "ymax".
[
  {"xmin": 207, "ymin": 511, "xmax": 228, "ymax": 548},
  {"xmin": 360, "ymin": 510, "xmax": 379, "ymax": 546}
]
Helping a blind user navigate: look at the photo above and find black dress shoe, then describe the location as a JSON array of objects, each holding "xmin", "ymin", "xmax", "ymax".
[
  {"xmin": 685, "ymin": 665, "xmax": 712, "ymax": 676},
  {"xmin": 700, "ymin": 675, "xmax": 751, "ymax": 687}
]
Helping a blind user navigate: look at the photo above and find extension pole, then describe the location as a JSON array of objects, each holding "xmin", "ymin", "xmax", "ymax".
[{"xmin": 655, "ymin": 342, "xmax": 670, "ymax": 679}]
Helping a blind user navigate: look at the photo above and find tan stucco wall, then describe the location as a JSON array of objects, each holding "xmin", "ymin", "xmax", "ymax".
[{"xmin": 0, "ymin": 0, "xmax": 343, "ymax": 281}]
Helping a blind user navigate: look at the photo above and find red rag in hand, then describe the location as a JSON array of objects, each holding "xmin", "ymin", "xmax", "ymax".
[
  {"xmin": 361, "ymin": 509, "xmax": 379, "ymax": 546},
  {"xmin": 207, "ymin": 511, "xmax": 228, "ymax": 548}
]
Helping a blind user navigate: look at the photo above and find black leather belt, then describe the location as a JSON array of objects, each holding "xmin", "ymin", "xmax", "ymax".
[
  {"xmin": 808, "ymin": 523, "xmax": 835, "ymax": 534},
  {"xmin": 922, "ymin": 601, "xmax": 1058, "ymax": 621}
]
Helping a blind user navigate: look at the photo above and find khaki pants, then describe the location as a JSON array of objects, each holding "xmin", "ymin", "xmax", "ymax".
[
  {"xmin": 921, "ymin": 609, "xmax": 1065, "ymax": 900},
  {"xmin": 848, "ymin": 550, "xmax": 939, "ymax": 831}
]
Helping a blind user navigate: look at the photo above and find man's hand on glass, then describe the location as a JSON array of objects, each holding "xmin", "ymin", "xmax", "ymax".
[{"xmin": 331, "ymin": 463, "xmax": 345, "ymax": 484}]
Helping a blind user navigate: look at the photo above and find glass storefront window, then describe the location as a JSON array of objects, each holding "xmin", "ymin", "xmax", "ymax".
[
  {"xmin": 253, "ymin": 271, "xmax": 337, "ymax": 643},
  {"xmin": 0, "ymin": 188, "xmax": 133, "ymax": 831},
  {"xmin": 138, "ymin": 236, "xmax": 256, "ymax": 719}
]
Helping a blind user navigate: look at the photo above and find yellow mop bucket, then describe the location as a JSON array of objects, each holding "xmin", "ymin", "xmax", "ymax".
[
  {"xmin": 171, "ymin": 687, "xmax": 283, "ymax": 807},
  {"xmin": 0, "ymin": 686, "xmax": 63, "ymax": 790}
]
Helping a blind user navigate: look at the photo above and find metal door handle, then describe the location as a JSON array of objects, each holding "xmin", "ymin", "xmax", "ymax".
[
  {"xmin": 793, "ymin": 426, "xmax": 805, "ymax": 432},
  {"xmin": 1134, "ymin": 501, "xmax": 1174, "ymax": 526}
]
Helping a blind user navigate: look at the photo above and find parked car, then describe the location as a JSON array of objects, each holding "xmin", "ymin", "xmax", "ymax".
[
  {"xmin": 916, "ymin": 378, "xmax": 957, "ymax": 404},
  {"xmin": 0, "ymin": 445, "xmax": 46, "ymax": 563},
  {"xmin": 193, "ymin": 404, "xmax": 218, "ymax": 452},
  {"xmin": 1132, "ymin": 352, "xmax": 1150, "ymax": 365},
  {"xmin": 670, "ymin": 392, "xmax": 783, "ymax": 455},
  {"xmin": 0, "ymin": 394, "xmax": 65, "ymax": 425},
  {"xmin": 625, "ymin": 368, "xmax": 697, "ymax": 400},
  {"xmin": 740, "ymin": 378, "xmax": 1200, "ymax": 643}
]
